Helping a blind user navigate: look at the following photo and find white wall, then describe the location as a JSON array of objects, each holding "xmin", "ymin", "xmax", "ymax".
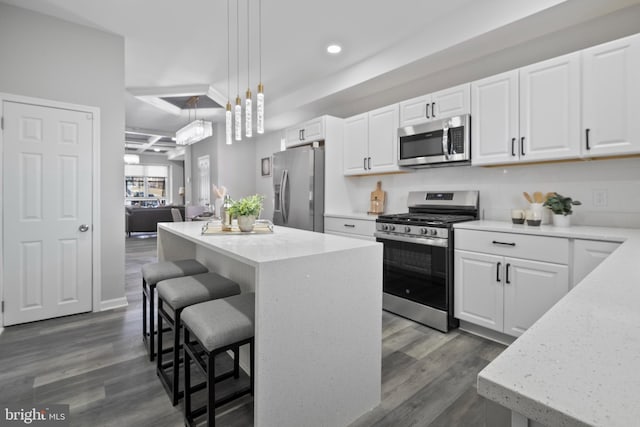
[
  {"xmin": 0, "ymin": 4, "xmax": 125, "ymax": 302},
  {"xmin": 330, "ymin": 157, "xmax": 640, "ymax": 228}
]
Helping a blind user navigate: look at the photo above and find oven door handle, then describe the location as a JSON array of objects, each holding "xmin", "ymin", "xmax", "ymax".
[{"xmin": 374, "ymin": 232, "xmax": 448, "ymax": 248}]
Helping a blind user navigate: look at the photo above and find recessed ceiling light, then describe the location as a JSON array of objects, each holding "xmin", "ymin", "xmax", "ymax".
[
  {"xmin": 153, "ymin": 148, "xmax": 161, "ymax": 152},
  {"xmin": 327, "ymin": 44, "xmax": 342, "ymax": 54}
]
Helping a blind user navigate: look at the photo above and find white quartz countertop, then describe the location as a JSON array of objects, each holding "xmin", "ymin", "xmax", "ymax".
[
  {"xmin": 459, "ymin": 221, "xmax": 640, "ymax": 427},
  {"xmin": 158, "ymin": 222, "xmax": 379, "ymax": 267}
]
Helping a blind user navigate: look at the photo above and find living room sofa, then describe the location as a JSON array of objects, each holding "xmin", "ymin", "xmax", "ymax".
[{"xmin": 125, "ymin": 206, "xmax": 185, "ymax": 236}]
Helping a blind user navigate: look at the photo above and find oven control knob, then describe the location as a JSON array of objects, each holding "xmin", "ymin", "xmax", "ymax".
[
  {"xmin": 382, "ymin": 224, "xmax": 388, "ymax": 231},
  {"xmin": 389, "ymin": 225, "xmax": 396, "ymax": 231},
  {"xmin": 420, "ymin": 228, "xmax": 428, "ymax": 235},
  {"xmin": 430, "ymin": 229, "xmax": 438, "ymax": 236},
  {"xmin": 404, "ymin": 226, "xmax": 411, "ymax": 233}
]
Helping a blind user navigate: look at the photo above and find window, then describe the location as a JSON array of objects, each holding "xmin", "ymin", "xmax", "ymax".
[{"xmin": 125, "ymin": 164, "xmax": 169, "ymax": 206}]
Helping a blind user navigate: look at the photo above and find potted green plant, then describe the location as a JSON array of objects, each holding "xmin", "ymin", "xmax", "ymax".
[
  {"xmin": 543, "ymin": 192, "xmax": 581, "ymax": 227},
  {"xmin": 228, "ymin": 194, "xmax": 264, "ymax": 232}
]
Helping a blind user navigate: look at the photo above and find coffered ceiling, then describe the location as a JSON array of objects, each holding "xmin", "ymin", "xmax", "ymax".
[{"xmin": 2, "ymin": 0, "xmax": 640, "ymax": 152}]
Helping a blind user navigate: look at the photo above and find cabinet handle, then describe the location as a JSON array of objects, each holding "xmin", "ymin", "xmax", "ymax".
[
  {"xmin": 302, "ymin": 129, "xmax": 305, "ymax": 140},
  {"xmin": 505, "ymin": 263, "xmax": 511, "ymax": 284},
  {"xmin": 492, "ymin": 240, "xmax": 516, "ymax": 247},
  {"xmin": 586, "ymin": 128, "xmax": 591, "ymax": 150},
  {"xmin": 511, "ymin": 138, "xmax": 516, "ymax": 157},
  {"xmin": 431, "ymin": 102, "xmax": 435, "ymax": 118},
  {"xmin": 426, "ymin": 103, "xmax": 430, "ymax": 119},
  {"xmin": 496, "ymin": 262, "xmax": 502, "ymax": 282},
  {"xmin": 299, "ymin": 129, "xmax": 302, "ymax": 140},
  {"xmin": 520, "ymin": 137, "xmax": 525, "ymax": 156},
  {"xmin": 363, "ymin": 157, "xmax": 367, "ymax": 170},
  {"xmin": 344, "ymin": 224, "xmax": 356, "ymax": 228},
  {"xmin": 368, "ymin": 157, "xmax": 371, "ymax": 170}
]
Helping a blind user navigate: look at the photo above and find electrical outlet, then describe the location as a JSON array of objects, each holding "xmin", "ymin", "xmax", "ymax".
[{"xmin": 592, "ymin": 189, "xmax": 608, "ymax": 208}]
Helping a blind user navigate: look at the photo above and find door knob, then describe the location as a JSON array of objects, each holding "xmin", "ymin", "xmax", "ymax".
[{"xmin": 79, "ymin": 224, "xmax": 90, "ymax": 232}]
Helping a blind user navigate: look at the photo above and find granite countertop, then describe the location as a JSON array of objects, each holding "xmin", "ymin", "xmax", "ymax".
[
  {"xmin": 158, "ymin": 222, "xmax": 379, "ymax": 267},
  {"xmin": 456, "ymin": 221, "xmax": 640, "ymax": 427}
]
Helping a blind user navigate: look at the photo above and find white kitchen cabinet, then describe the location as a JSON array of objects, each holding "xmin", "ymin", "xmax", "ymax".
[
  {"xmin": 572, "ymin": 239, "xmax": 620, "ymax": 287},
  {"xmin": 472, "ymin": 53, "xmax": 581, "ymax": 165},
  {"xmin": 455, "ymin": 229, "xmax": 569, "ymax": 337},
  {"xmin": 519, "ymin": 52, "xmax": 581, "ymax": 162},
  {"xmin": 471, "ymin": 70, "xmax": 520, "ymax": 165},
  {"xmin": 343, "ymin": 104, "xmax": 400, "ymax": 175},
  {"xmin": 324, "ymin": 215, "xmax": 376, "ymax": 241},
  {"xmin": 503, "ymin": 258, "xmax": 568, "ymax": 337},
  {"xmin": 582, "ymin": 33, "xmax": 640, "ymax": 157},
  {"xmin": 285, "ymin": 116, "xmax": 326, "ymax": 148},
  {"xmin": 399, "ymin": 83, "xmax": 470, "ymax": 127}
]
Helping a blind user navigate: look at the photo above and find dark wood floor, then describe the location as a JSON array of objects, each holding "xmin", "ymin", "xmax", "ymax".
[{"xmin": 0, "ymin": 233, "xmax": 505, "ymax": 427}]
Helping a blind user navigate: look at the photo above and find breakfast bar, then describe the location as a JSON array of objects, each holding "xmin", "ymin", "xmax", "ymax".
[{"xmin": 157, "ymin": 222, "xmax": 383, "ymax": 427}]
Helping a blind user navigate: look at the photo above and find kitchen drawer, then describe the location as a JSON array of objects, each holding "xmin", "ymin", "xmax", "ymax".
[
  {"xmin": 455, "ymin": 229, "xmax": 569, "ymax": 264},
  {"xmin": 324, "ymin": 216, "xmax": 375, "ymax": 239}
]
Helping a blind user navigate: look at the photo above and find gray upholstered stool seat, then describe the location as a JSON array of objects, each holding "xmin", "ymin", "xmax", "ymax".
[
  {"xmin": 142, "ymin": 259, "xmax": 208, "ymax": 361},
  {"xmin": 156, "ymin": 272, "xmax": 241, "ymax": 406},
  {"xmin": 182, "ymin": 293, "xmax": 255, "ymax": 427}
]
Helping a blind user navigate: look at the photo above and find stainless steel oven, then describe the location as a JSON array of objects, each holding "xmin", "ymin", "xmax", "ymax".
[
  {"xmin": 398, "ymin": 114, "xmax": 471, "ymax": 168},
  {"xmin": 375, "ymin": 191, "xmax": 479, "ymax": 332}
]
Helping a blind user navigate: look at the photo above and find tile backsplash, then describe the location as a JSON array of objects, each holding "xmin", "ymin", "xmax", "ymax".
[{"xmin": 335, "ymin": 157, "xmax": 640, "ymax": 228}]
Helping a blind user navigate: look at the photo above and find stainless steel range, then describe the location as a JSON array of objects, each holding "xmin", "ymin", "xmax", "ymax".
[{"xmin": 375, "ymin": 190, "xmax": 479, "ymax": 332}]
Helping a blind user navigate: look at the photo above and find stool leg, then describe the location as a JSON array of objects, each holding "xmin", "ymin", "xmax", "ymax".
[
  {"xmin": 142, "ymin": 279, "xmax": 147, "ymax": 344},
  {"xmin": 149, "ymin": 284, "xmax": 155, "ymax": 362},
  {"xmin": 206, "ymin": 351, "xmax": 216, "ymax": 427},
  {"xmin": 233, "ymin": 347, "xmax": 240, "ymax": 379},
  {"xmin": 172, "ymin": 309, "xmax": 182, "ymax": 406},
  {"xmin": 156, "ymin": 299, "xmax": 164, "ymax": 373},
  {"xmin": 250, "ymin": 338, "xmax": 255, "ymax": 396},
  {"xmin": 184, "ymin": 328, "xmax": 193, "ymax": 426}
]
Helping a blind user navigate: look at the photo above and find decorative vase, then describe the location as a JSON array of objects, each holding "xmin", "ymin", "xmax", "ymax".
[
  {"xmin": 553, "ymin": 214, "xmax": 571, "ymax": 227},
  {"xmin": 237, "ymin": 215, "xmax": 256, "ymax": 232}
]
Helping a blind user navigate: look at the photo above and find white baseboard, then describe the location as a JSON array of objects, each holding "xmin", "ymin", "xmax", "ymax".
[
  {"xmin": 99, "ymin": 297, "xmax": 128, "ymax": 311},
  {"xmin": 0, "ymin": 327, "xmax": 4, "ymax": 335}
]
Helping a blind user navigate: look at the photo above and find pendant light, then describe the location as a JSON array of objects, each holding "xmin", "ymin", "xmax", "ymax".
[
  {"xmin": 245, "ymin": 0, "xmax": 252, "ymax": 138},
  {"xmin": 234, "ymin": 0, "xmax": 242, "ymax": 141},
  {"xmin": 256, "ymin": 0, "xmax": 264, "ymax": 134},
  {"xmin": 225, "ymin": 0, "xmax": 232, "ymax": 145}
]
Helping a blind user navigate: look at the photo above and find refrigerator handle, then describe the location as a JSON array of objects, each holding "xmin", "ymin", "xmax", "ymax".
[{"xmin": 281, "ymin": 169, "xmax": 289, "ymax": 223}]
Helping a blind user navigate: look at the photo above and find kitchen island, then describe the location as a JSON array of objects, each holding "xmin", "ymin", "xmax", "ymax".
[
  {"xmin": 157, "ymin": 222, "xmax": 382, "ymax": 427},
  {"xmin": 456, "ymin": 221, "xmax": 640, "ymax": 427}
]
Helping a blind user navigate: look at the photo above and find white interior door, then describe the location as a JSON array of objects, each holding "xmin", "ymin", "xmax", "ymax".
[{"xmin": 3, "ymin": 101, "xmax": 93, "ymax": 325}]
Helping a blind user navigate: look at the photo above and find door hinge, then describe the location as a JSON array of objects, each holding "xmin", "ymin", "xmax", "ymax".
[
  {"xmin": 1, "ymin": 301, "xmax": 4, "ymax": 313},
  {"xmin": 1, "ymin": 116, "xmax": 4, "ymax": 130}
]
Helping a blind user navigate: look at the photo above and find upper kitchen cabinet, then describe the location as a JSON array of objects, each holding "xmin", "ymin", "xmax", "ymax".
[
  {"xmin": 399, "ymin": 83, "xmax": 470, "ymax": 127},
  {"xmin": 582, "ymin": 33, "xmax": 640, "ymax": 157},
  {"xmin": 471, "ymin": 70, "xmax": 520, "ymax": 165},
  {"xmin": 519, "ymin": 52, "xmax": 581, "ymax": 162},
  {"xmin": 472, "ymin": 53, "xmax": 581, "ymax": 165},
  {"xmin": 343, "ymin": 104, "xmax": 400, "ymax": 175},
  {"xmin": 285, "ymin": 116, "xmax": 326, "ymax": 148}
]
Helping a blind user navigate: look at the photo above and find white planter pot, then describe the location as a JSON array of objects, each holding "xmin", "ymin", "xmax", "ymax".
[
  {"xmin": 237, "ymin": 215, "xmax": 256, "ymax": 232},
  {"xmin": 553, "ymin": 214, "xmax": 571, "ymax": 227}
]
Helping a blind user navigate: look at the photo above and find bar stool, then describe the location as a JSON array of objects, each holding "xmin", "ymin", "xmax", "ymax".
[
  {"xmin": 156, "ymin": 272, "xmax": 241, "ymax": 405},
  {"xmin": 142, "ymin": 259, "xmax": 208, "ymax": 361},
  {"xmin": 182, "ymin": 293, "xmax": 255, "ymax": 427}
]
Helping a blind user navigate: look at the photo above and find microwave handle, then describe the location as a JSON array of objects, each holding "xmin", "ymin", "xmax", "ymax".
[{"xmin": 442, "ymin": 124, "xmax": 450, "ymax": 160}]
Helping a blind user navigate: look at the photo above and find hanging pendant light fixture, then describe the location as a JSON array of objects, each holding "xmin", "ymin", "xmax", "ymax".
[
  {"xmin": 234, "ymin": 0, "xmax": 242, "ymax": 141},
  {"xmin": 245, "ymin": 0, "xmax": 252, "ymax": 138},
  {"xmin": 225, "ymin": 0, "xmax": 232, "ymax": 145},
  {"xmin": 256, "ymin": 0, "xmax": 264, "ymax": 134}
]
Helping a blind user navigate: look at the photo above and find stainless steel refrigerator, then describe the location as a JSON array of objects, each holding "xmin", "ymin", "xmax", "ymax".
[{"xmin": 272, "ymin": 146, "xmax": 324, "ymax": 232}]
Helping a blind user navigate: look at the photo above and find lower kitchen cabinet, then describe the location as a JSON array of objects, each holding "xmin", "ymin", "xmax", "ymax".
[
  {"xmin": 572, "ymin": 239, "xmax": 620, "ymax": 287},
  {"xmin": 454, "ymin": 230, "xmax": 569, "ymax": 337},
  {"xmin": 324, "ymin": 215, "xmax": 376, "ymax": 241}
]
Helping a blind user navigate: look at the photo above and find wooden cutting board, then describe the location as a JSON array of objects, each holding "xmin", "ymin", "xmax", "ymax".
[{"xmin": 368, "ymin": 181, "xmax": 385, "ymax": 214}]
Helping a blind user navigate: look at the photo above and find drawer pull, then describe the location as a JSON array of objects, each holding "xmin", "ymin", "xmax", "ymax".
[
  {"xmin": 492, "ymin": 240, "xmax": 516, "ymax": 247},
  {"xmin": 344, "ymin": 224, "xmax": 356, "ymax": 228}
]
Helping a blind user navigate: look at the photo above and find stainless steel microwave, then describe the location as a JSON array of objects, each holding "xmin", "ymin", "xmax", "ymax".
[{"xmin": 398, "ymin": 114, "xmax": 471, "ymax": 167}]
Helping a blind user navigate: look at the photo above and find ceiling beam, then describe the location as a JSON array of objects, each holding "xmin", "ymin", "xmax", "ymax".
[{"xmin": 136, "ymin": 135, "xmax": 162, "ymax": 154}]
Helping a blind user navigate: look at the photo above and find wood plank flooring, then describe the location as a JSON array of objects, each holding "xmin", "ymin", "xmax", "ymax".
[{"xmin": 0, "ymin": 233, "xmax": 505, "ymax": 427}]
